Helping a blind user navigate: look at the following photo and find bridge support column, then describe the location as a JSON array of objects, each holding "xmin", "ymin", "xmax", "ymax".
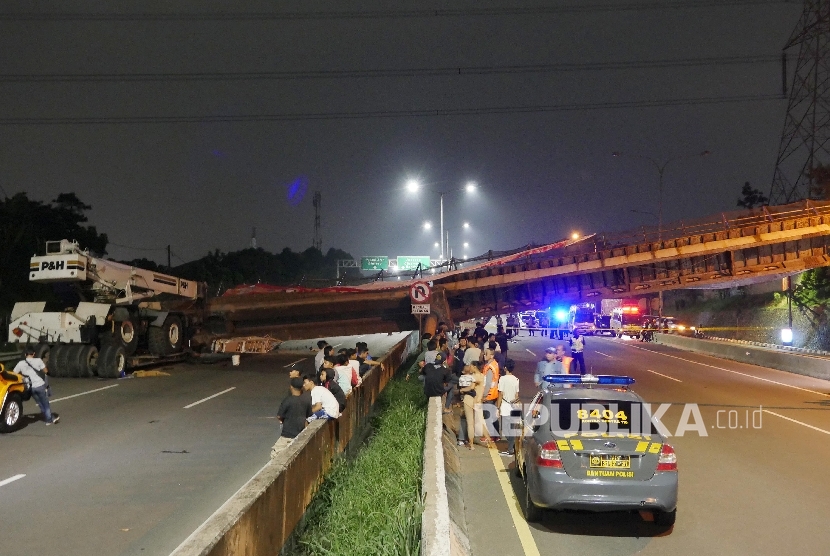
[{"xmin": 424, "ymin": 314, "xmax": 438, "ymax": 335}]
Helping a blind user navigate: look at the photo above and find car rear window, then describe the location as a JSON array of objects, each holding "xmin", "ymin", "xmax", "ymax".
[{"xmin": 548, "ymin": 398, "xmax": 660, "ymax": 435}]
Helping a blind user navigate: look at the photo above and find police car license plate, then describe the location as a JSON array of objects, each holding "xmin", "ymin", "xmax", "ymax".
[{"xmin": 589, "ymin": 454, "xmax": 631, "ymax": 469}]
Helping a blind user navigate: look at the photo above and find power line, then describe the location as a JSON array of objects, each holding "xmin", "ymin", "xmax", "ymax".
[
  {"xmin": 107, "ymin": 241, "xmax": 167, "ymax": 252},
  {"xmin": 0, "ymin": 1, "xmax": 790, "ymax": 21},
  {"xmin": 0, "ymin": 55, "xmax": 781, "ymax": 83},
  {"xmin": 0, "ymin": 93, "xmax": 782, "ymax": 126}
]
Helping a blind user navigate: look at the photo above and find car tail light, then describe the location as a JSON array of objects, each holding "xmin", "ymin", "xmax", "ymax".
[
  {"xmin": 12, "ymin": 327, "xmax": 23, "ymax": 337},
  {"xmin": 537, "ymin": 441, "xmax": 563, "ymax": 468},
  {"xmin": 656, "ymin": 443, "xmax": 677, "ymax": 471}
]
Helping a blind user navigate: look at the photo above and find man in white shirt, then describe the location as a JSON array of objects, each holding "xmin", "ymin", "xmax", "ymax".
[
  {"xmin": 314, "ymin": 341, "xmax": 330, "ymax": 372},
  {"xmin": 463, "ymin": 343, "xmax": 482, "ymax": 366},
  {"xmin": 303, "ymin": 375, "xmax": 341, "ymax": 420},
  {"xmin": 13, "ymin": 349, "xmax": 59, "ymax": 425},
  {"xmin": 496, "ymin": 359, "xmax": 520, "ymax": 456}
]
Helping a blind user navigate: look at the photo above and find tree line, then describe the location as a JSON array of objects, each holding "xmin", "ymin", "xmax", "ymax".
[{"xmin": 0, "ymin": 192, "xmax": 358, "ymax": 314}]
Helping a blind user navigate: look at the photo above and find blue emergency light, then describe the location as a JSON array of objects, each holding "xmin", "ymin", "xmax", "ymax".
[
  {"xmin": 554, "ymin": 309, "xmax": 568, "ymax": 322},
  {"xmin": 543, "ymin": 374, "xmax": 636, "ymax": 386}
]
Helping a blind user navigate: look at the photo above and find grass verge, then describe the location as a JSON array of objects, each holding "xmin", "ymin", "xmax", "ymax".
[{"xmin": 289, "ymin": 376, "xmax": 427, "ymax": 556}]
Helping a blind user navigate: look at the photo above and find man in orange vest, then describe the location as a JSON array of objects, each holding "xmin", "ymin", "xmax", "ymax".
[
  {"xmin": 481, "ymin": 348, "xmax": 501, "ymax": 441},
  {"xmin": 556, "ymin": 345, "xmax": 573, "ymax": 375}
]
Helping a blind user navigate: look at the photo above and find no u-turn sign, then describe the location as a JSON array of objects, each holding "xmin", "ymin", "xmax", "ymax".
[{"xmin": 409, "ymin": 282, "xmax": 431, "ymax": 303}]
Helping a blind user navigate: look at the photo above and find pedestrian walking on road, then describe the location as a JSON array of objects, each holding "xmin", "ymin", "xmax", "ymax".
[
  {"xmin": 14, "ymin": 349, "xmax": 58, "ymax": 425},
  {"xmin": 458, "ymin": 363, "xmax": 490, "ymax": 449}
]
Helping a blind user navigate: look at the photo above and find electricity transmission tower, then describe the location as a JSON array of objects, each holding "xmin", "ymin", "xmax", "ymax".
[
  {"xmin": 769, "ymin": 0, "xmax": 830, "ymax": 204},
  {"xmin": 312, "ymin": 191, "xmax": 322, "ymax": 251}
]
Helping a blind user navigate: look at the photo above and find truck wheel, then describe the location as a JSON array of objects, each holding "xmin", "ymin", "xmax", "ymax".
[
  {"xmin": 34, "ymin": 342, "xmax": 51, "ymax": 364},
  {"xmin": 149, "ymin": 315, "xmax": 183, "ymax": 356},
  {"xmin": 102, "ymin": 318, "xmax": 139, "ymax": 355},
  {"xmin": 76, "ymin": 345, "xmax": 98, "ymax": 378},
  {"xmin": 50, "ymin": 344, "xmax": 71, "ymax": 377},
  {"xmin": 0, "ymin": 393, "xmax": 23, "ymax": 433},
  {"xmin": 98, "ymin": 345, "xmax": 126, "ymax": 378},
  {"xmin": 65, "ymin": 344, "xmax": 85, "ymax": 377}
]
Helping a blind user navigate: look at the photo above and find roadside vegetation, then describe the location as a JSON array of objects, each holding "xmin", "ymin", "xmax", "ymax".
[{"xmin": 290, "ymin": 376, "xmax": 427, "ymax": 556}]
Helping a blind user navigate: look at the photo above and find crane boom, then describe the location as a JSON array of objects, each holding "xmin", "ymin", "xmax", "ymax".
[{"xmin": 28, "ymin": 239, "xmax": 201, "ymax": 304}]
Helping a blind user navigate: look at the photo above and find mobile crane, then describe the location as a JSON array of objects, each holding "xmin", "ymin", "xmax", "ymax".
[{"xmin": 7, "ymin": 240, "xmax": 206, "ymax": 378}]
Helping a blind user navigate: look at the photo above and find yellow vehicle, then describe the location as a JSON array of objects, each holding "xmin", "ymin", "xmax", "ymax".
[{"xmin": 0, "ymin": 362, "xmax": 30, "ymax": 433}]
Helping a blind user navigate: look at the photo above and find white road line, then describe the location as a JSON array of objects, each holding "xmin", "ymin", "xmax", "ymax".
[
  {"xmin": 764, "ymin": 410, "xmax": 830, "ymax": 436},
  {"xmin": 333, "ymin": 343, "xmax": 343, "ymax": 347},
  {"xmin": 525, "ymin": 349, "xmax": 536, "ymax": 357},
  {"xmin": 644, "ymin": 369, "xmax": 682, "ymax": 383},
  {"xmin": 283, "ymin": 358, "xmax": 306, "ymax": 368},
  {"xmin": 0, "ymin": 474, "xmax": 25, "ymax": 488},
  {"xmin": 595, "ymin": 351, "xmax": 612, "ymax": 358},
  {"xmin": 169, "ymin": 460, "xmax": 272, "ymax": 556},
  {"xmin": 51, "ymin": 384, "xmax": 119, "ymax": 403},
  {"xmin": 626, "ymin": 344, "xmax": 830, "ymax": 398},
  {"xmin": 487, "ymin": 448, "xmax": 541, "ymax": 556},
  {"xmin": 183, "ymin": 387, "xmax": 236, "ymax": 409}
]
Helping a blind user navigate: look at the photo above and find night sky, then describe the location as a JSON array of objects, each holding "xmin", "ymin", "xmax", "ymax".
[{"xmin": 0, "ymin": 1, "xmax": 802, "ymax": 265}]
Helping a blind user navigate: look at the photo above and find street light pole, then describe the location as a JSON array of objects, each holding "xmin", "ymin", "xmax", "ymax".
[
  {"xmin": 612, "ymin": 150, "xmax": 710, "ymax": 240},
  {"xmin": 440, "ymin": 192, "xmax": 445, "ymax": 261}
]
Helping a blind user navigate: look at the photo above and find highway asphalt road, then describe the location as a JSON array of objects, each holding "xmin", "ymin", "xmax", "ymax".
[
  {"xmin": 459, "ymin": 333, "xmax": 830, "ymax": 556},
  {"xmin": 0, "ymin": 332, "xmax": 408, "ymax": 556}
]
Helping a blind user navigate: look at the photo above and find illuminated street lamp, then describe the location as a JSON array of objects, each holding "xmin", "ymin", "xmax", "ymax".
[
  {"xmin": 422, "ymin": 221, "xmax": 432, "ymax": 230},
  {"xmin": 445, "ymin": 222, "xmax": 472, "ymax": 259},
  {"xmin": 571, "ymin": 232, "xmax": 580, "ymax": 240},
  {"xmin": 405, "ymin": 178, "xmax": 477, "ymax": 260}
]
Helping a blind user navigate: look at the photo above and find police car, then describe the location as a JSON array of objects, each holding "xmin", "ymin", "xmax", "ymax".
[{"xmin": 514, "ymin": 374, "xmax": 678, "ymax": 526}]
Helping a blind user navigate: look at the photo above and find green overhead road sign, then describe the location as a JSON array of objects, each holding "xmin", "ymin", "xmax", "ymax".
[
  {"xmin": 396, "ymin": 256, "xmax": 431, "ymax": 271},
  {"xmin": 361, "ymin": 256, "xmax": 389, "ymax": 271}
]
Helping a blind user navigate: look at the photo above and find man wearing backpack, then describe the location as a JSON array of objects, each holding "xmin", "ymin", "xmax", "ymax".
[{"xmin": 13, "ymin": 349, "xmax": 59, "ymax": 425}]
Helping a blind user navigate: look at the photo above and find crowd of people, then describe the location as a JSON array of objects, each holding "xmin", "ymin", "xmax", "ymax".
[
  {"xmin": 271, "ymin": 318, "xmax": 588, "ymax": 458},
  {"xmin": 270, "ymin": 340, "xmax": 381, "ymax": 457}
]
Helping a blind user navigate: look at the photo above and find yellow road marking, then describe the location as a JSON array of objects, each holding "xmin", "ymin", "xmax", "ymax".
[{"xmin": 487, "ymin": 447, "xmax": 541, "ymax": 556}]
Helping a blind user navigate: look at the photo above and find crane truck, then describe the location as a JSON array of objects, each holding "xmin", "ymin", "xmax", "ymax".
[{"xmin": 7, "ymin": 240, "xmax": 207, "ymax": 378}]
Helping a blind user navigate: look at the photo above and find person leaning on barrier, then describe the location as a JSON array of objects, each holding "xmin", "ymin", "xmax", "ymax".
[
  {"xmin": 271, "ymin": 377, "xmax": 312, "ymax": 457},
  {"xmin": 303, "ymin": 374, "xmax": 341, "ymax": 421},
  {"xmin": 317, "ymin": 367, "xmax": 347, "ymax": 412}
]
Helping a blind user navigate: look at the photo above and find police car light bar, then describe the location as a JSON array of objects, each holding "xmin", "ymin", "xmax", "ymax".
[{"xmin": 543, "ymin": 374, "xmax": 636, "ymax": 386}]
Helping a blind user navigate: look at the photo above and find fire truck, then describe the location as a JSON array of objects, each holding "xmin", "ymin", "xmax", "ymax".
[
  {"xmin": 610, "ymin": 301, "xmax": 644, "ymax": 339},
  {"xmin": 7, "ymin": 240, "xmax": 206, "ymax": 378}
]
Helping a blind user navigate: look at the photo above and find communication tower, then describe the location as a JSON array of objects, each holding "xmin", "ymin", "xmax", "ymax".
[{"xmin": 769, "ymin": 0, "xmax": 830, "ymax": 204}]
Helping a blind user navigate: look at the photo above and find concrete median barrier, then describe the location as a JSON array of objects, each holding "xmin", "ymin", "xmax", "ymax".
[
  {"xmin": 654, "ymin": 333, "xmax": 830, "ymax": 381},
  {"xmin": 170, "ymin": 331, "xmax": 419, "ymax": 556}
]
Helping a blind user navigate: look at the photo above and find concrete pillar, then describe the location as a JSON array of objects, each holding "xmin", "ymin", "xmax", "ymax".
[{"xmin": 425, "ymin": 314, "xmax": 438, "ymax": 335}]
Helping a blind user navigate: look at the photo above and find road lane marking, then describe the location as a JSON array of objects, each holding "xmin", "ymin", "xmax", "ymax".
[
  {"xmin": 644, "ymin": 369, "xmax": 682, "ymax": 383},
  {"xmin": 525, "ymin": 349, "xmax": 536, "ymax": 357},
  {"xmin": 486, "ymin": 447, "xmax": 541, "ymax": 556},
  {"xmin": 0, "ymin": 474, "xmax": 25, "ymax": 488},
  {"xmin": 51, "ymin": 384, "xmax": 119, "ymax": 403},
  {"xmin": 625, "ymin": 344, "xmax": 830, "ymax": 398},
  {"xmin": 183, "ymin": 387, "xmax": 236, "ymax": 409},
  {"xmin": 595, "ymin": 351, "xmax": 612, "ymax": 358},
  {"xmin": 333, "ymin": 343, "xmax": 343, "ymax": 348},
  {"xmin": 283, "ymin": 358, "xmax": 306, "ymax": 368},
  {"xmin": 763, "ymin": 410, "xmax": 830, "ymax": 436}
]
